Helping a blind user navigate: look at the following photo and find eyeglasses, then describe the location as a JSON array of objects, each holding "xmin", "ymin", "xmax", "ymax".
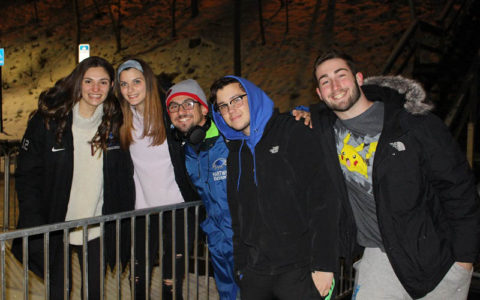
[
  {"xmin": 168, "ymin": 99, "xmax": 199, "ymax": 113},
  {"xmin": 215, "ymin": 94, "xmax": 247, "ymax": 114}
]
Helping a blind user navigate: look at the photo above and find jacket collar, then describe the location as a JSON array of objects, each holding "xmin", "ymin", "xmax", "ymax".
[{"xmin": 363, "ymin": 75, "xmax": 433, "ymax": 115}]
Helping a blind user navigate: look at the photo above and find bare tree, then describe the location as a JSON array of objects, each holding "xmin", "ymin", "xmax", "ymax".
[
  {"xmin": 33, "ymin": 0, "xmax": 39, "ymax": 23},
  {"xmin": 73, "ymin": 0, "xmax": 81, "ymax": 61},
  {"xmin": 285, "ymin": 0, "xmax": 289, "ymax": 33},
  {"xmin": 92, "ymin": 0, "xmax": 104, "ymax": 16},
  {"xmin": 108, "ymin": 0, "xmax": 122, "ymax": 52},
  {"xmin": 191, "ymin": 0, "xmax": 199, "ymax": 18},
  {"xmin": 408, "ymin": 0, "xmax": 417, "ymax": 20},
  {"xmin": 258, "ymin": 0, "xmax": 266, "ymax": 45},
  {"xmin": 324, "ymin": 0, "xmax": 336, "ymax": 48},
  {"xmin": 171, "ymin": 0, "xmax": 177, "ymax": 37},
  {"xmin": 234, "ymin": 0, "xmax": 242, "ymax": 76}
]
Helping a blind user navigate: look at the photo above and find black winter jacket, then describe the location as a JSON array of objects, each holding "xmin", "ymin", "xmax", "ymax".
[
  {"xmin": 12, "ymin": 112, "xmax": 135, "ymax": 278},
  {"xmin": 226, "ymin": 112, "xmax": 340, "ymax": 276},
  {"xmin": 311, "ymin": 76, "xmax": 480, "ymax": 298}
]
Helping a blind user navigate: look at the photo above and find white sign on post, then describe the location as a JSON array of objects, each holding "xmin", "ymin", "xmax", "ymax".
[
  {"xmin": 78, "ymin": 44, "xmax": 90, "ymax": 63},
  {"xmin": 0, "ymin": 48, "xmax": 4, "ymax": 66}
]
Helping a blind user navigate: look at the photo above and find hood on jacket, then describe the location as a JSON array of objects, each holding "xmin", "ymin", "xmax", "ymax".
[
  {"xmin": 212, "ymin": 76, "xmax": 274, "ymax": 187},
  {"xmin": 363, "ymin": 75, "xmax": 434, "ymax": 115},
  {"xmin": 212, "ymin": 76, "xmax": 274, "ymax": 149}
]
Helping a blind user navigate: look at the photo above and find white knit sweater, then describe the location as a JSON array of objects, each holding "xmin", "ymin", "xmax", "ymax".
[{"xmin": 65, "ymin": 102, "xmax": 104, "ymax": 245}]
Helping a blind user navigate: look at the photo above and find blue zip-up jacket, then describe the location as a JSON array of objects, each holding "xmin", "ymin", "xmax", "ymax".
[{"xmin": 184, "ymin": 121, "xmax": 239, "ymax": 300}]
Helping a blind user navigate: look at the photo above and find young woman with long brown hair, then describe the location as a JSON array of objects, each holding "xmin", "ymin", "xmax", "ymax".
[
  {"xmin": 116, "ymin": 58, "xmax": 197, "ymax": 299},
  {"xmin": 13, "ymin": 56, "xmax": 135, "ymax": 300}
]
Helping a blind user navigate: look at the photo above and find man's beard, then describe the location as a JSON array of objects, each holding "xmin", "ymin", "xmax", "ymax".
[
  {"xmin": 174, "ymin": 113, "xmax": 196, "ymax": 134},
  {"xmin": 326, "ymin": 80, "xmax": 361, "ymax": 112}
]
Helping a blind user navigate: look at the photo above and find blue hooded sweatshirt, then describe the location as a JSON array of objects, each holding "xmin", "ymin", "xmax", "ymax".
[{"xmin": 211, "ymin": 76, "xmax": 274, "ymax": 187}]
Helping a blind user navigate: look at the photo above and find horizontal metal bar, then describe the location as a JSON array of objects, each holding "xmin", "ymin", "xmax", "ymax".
[{"xmin": 0, "ymin": 201, "xmax": 202, "ymax": 240}]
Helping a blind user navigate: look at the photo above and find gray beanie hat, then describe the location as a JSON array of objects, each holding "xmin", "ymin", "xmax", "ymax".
[
  {"xmin": 166, "ymin": 79, "xmax": 208, "ymax": 113},
  {"xmin": 117, "ymin": 59, "xmax": 143, "ymax": 79}
]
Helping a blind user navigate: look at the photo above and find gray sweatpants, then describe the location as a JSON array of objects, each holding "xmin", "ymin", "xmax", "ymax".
[{"xmin": 352, "ymin": 247, "xmax": 472, "ymax": 300}]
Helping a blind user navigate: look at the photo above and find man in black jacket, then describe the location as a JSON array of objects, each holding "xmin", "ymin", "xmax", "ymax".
[
  {"xmin": 210, "ymin": 75, "xmax": 339, "ymax": 300},
  {"xmin": 311, "ymin": 50, "xmax": 480, "ymax": 299}
]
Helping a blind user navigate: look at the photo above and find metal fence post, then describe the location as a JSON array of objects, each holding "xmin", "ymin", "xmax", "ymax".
[
  {"xmin": 2, "ymin": 154, "xmax": 9, "ymax": 231},
  {"xmin": 1, "ymin": 240, "xmax": 6, "ymax": 300}
]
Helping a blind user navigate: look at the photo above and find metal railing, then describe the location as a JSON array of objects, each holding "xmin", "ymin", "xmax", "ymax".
[
  {"xmin": 0, "ymin": 201, "xmax": 356, "ymax": 299},
  {"xmin": 0, "ymin": 140, "xmax": 20, "ymax": 232},
  {"xmin": 0, "ymin": 148, "xmax": 476, "ymax": 298},
  {"xmin": 0, "ymin": 144, "xmax": 356, "ymax": 299},
  {"xmin": 1, "ymin": 201, "xmax": 209, "ymax": 299}
]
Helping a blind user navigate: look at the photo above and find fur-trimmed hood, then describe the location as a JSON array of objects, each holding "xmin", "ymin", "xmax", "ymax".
[{"xmin": 363, "ymin": 75, "xmax": 434, "ymax": 115}]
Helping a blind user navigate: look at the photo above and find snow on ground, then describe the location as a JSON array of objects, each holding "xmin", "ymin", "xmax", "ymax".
[{"xmin": 0, "ymin": 0, "xmax": 442, "ymax": 139}]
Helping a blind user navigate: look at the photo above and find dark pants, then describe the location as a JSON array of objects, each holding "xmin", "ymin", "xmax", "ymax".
[
  {"xmin": 239, "ymin": 266, "xmax": 324, "ymax": 300},
  {"xmin": 133, "ymin": 211, "xmax": 193, "ymax": 300},
  {"xmin": 50, "ymin": 238, "xmax": 102, "ymax": 300}
]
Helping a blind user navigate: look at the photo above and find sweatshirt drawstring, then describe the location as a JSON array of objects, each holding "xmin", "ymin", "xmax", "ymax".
[
  {"xmin": 252, "ymin": 148, "xmax": 258, "ymax": 186},
  {"xmin": 237, "ymin": 139, "xmax": 245, "ymax": 191}
]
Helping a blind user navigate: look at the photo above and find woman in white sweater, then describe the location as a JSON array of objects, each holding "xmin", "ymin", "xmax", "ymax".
[{"xmin": 13, "ymin": 56, "xmax": 135, "ymax": 300}]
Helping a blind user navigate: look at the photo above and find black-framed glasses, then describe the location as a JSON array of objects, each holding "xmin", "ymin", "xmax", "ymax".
[
  {"xmin": 215, "ymin": 94, "xmax": 247, "ymax": 114},
  {"xmin": 168, "ymin": 99, "xmax": 199, "ymax": 113}
]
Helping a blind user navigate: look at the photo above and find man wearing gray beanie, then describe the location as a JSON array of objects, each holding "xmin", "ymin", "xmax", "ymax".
[{"xmin": 166, "ymin": 79, "xmax": 240, "ymax": 300}]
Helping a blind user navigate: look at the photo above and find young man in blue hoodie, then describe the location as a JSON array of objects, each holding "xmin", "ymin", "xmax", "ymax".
[{"xmin": 210, "ymin": 76, "xmax": 339, "ymax": 300}]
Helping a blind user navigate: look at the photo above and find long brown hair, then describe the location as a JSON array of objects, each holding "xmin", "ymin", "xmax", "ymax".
[
  {"xmin": 116, "ymin": 58, "xmax": 166, "ymax": 149},
  {"xmin": 37, "ymin": 56, "xmax": 121, "ymax": 154}
]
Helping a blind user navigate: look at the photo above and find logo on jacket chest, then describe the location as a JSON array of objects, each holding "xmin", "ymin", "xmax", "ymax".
[
  {"xmin": 389, "ymin": 141, "xmax": 406, "ymax": 152},
  {"xmin": 269, "ymin": 145, "xmax": 279, "ymax": 154},
  {"xmin": 212, "ymin": 157, "xmax": 227, "ymax": 181}
]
